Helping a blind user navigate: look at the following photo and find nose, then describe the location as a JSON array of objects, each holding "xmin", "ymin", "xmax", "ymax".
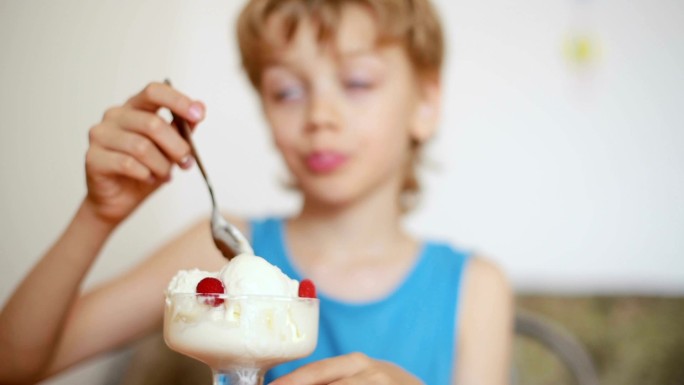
[{"xmin": 306, "ymin": 88, "xmax": 341, "ymax": 132}]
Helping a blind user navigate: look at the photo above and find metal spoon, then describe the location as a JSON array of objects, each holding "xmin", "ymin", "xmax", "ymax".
[{"xmin": 164, "ymin": 79, "xmax": 254, "ymax": 259}]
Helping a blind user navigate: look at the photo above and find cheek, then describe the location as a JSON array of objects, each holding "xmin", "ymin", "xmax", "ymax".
[
  {"xmin": 272, "ymin": 130, "xmax": 303, "ymax": 177},
  {"xmin": 350, "ymin": 91, "xmax": 415, "ymax": 149},
  {"xmin": 351, "ymin": 115, "xmax": 411, "ymax": 175},
  {"xmin": 264, "ymin": 104, "xmax": 305, "ymax": 149},
  {"xmin": 351, "ymin": 99, "xmax": 415, "ymax": 177},
  {"xmin": 271, "ymin": 127, "xmax": 299, "ymax": 161}
]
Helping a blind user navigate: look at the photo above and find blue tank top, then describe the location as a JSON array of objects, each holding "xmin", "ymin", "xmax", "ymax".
[{"xmin": 250, "ymin": 217, "xmax": 470, "ymax": 385}]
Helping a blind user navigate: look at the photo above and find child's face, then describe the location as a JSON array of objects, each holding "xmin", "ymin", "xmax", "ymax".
[{"xmin": 259, "ymin": 5, "xmax": 438, "ymax": 207}]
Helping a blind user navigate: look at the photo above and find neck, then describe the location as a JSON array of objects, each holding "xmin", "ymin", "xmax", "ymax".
[{"xmin": 291, "ymin": 182, "xmax": 408, "ymax": 260}]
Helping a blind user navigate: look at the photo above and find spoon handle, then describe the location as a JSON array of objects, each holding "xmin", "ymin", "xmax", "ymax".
[{"xmin": 163, "ymin": 79, "xmax": 217, "ymax": 207}]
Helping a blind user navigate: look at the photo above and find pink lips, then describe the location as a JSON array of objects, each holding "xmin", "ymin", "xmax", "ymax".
[{"xmin": 305, "ymin": 151, "xmax": 348, "ymax": 173}]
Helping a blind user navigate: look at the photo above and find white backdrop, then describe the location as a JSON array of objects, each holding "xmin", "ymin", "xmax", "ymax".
[{"xmin": 1, "ymin": 0, "xmax": 683, "ymax": 383}]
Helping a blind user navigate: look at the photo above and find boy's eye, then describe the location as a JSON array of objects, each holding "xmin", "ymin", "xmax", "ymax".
[
  {"xmin": 273, "ymin": 85, "xmax": 304, "ymax": 102},
  {"xmin": 344, "ymin": 79, "xmax": 373, "ymax": 91}
]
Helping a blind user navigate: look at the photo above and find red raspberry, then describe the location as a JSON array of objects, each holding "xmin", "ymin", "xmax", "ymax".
[
  {"xmin": 196, "ymin": 277, "xmax": 225, "ymax": 306},
  {"xmin": 298, "ymin": 279, "xmax": 317, "ymax": 298}
]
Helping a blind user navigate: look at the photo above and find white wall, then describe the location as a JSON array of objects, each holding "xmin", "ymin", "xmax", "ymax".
[
  {"xmin": 419, "ymin": 0, "xmax": 684, "ymax": 293},
  {"xmin": 424, "ymin": 0, "xmax": 684, "ymax": 293},
  {"xmin": 1, "ymin": 0, "xmax": 683, "ymax": 383}
]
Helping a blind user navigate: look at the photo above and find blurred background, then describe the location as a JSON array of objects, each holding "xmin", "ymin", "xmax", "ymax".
[{"xmin": 1, "ymin": 0, "xmax": 682, "ymax": 384}]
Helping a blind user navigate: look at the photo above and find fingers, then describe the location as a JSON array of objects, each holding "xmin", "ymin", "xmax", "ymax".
[
  {"xmin": 90, "ymin": 124, "xmax": 173, "ymax": 180},
  {"xmin": 270, "ymin": 354, "xmax": 421, "ymax": 385},
  {"xmin": 85, "ymin": 81, "xmax": 202, "ymax": 188},
  {"xmin": 329, "ymin": 363, "xmax": 407, "ymax": 385},
  {"xmin": 271, "ymin": 353, "xmax": 371, "ymax": 385},
  {"xmin": 124, "ymin": 81, "xmax": 205, "ymax": 125},
  {"xmin": 100, "ymin": 107, "xmax": 193, "ymax": 168},
  {"xmin": 85, "ymin": 146, "xmax": 155, "ymax": 184}
]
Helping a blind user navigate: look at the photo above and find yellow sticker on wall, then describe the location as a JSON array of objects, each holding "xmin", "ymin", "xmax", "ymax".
[{"xmin": 564, "ymin": 34, "xmax": 600, "ymax": 66}]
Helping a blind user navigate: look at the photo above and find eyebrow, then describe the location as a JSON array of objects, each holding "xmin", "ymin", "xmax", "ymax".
[
  {"xmin": 263, "ymin": 48, "xmax": 383, "ymax": 70},
  {"xmin": 335, "ymin": 46, "xmax": 385, "ymax": 61}
]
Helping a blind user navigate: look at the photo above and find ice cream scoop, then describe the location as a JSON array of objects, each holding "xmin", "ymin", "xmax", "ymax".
[{"xmin": 164, "ymin": 253, "xmax": 319, "ymax": 384}]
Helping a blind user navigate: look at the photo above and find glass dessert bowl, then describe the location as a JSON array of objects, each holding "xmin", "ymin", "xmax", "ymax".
[{"xmin": 164, "ymin": 292, "xmax": 319, "ymax": 385}]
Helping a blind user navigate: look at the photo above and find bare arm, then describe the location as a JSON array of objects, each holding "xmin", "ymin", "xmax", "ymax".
[
  {"xmin": 44, "ymin": 216, "xmax": 234, "ymax": 379},
  {"xmin": 455, "ymin": 257, "xmax": 514, "ymax": 385},
  {"xmin": 0, "ymin": 201, "xmax": 114, "ymax": 383},
  {"xmin": 0, "ymin": 210, "xmax": 234, "ymax": 384},
  {"xmin": 0, "ymin": 82, "xmax": 206, "ymax": 384}
]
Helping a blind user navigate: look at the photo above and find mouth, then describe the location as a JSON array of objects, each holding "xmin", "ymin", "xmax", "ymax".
[{"xmin": 305, "ymin": 151, "xmax": 348, "ymax": 174}]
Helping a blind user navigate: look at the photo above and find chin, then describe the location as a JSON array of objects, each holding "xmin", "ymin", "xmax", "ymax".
[{"xmin": 299, "ymin": 179, "xmax": 360, "ymax": 208}]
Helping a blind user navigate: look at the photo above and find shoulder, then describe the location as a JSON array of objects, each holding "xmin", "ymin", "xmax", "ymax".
[
  {"xmin": 459, "ymin": 256, "xmax": 513, "ymax": 323},
  {"xmin": 458, "ymin": 255, "xmax": 513, "ymax": 341},
  {"xmin": 453, "ymin": 256, "xmax": 513, "ymax": 384},
  {"xmin": 462, "ymin": 256, "xmax": 510, "ymax": 299},
  {"xmin": 177, "ymin": 212, "xmax": 251, "ymax": 243},
  {"xmin": 174, "ymin": 213, "xmax": 249, "ymax": 248},
  {"xmin": 153, "ymin": 212, "xmax": 250, "ymax": 271}
]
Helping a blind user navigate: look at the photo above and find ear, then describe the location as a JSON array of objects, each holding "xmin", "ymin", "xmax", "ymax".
[{"xmin": 410, "ymin": 76, "xmax": 441, "ymax": 143}]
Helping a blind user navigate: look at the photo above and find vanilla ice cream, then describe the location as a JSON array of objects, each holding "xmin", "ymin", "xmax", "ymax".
[
  {"xmin": 220, "ymin": 254, "xmax": 299, "ymax": 297},
  {"xmin": 164, "ymin": 253, "xmax": 318, "ymax": 370}
]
